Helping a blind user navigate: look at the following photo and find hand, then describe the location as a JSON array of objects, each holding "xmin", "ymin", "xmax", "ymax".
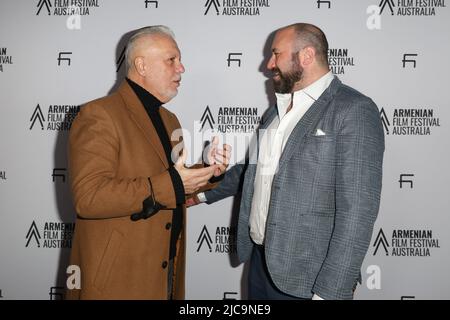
[
  {"xmin": 175, "ymin": 148, "xmax": 218, "ymax": 194},
  {"xmin": 206, "ymin": 136, "xmax": 232, "ymax": 177},
  {"xmin": 185, "ymin": 195, "xmax": 201, "ymax": 207}
]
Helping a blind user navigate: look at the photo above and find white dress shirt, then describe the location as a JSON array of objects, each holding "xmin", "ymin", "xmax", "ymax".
[{"xmin": 249, "ymin": 71, "xmax": 334, "ymax": 245}]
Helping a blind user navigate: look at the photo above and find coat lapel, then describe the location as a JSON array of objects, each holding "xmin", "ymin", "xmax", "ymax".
[
  {"xmin": 246, "ymin": 106, "xmax": 278, "ymax": 181},
  {"xmin": 260, "ymin": 106, "xmax": 278, "ymax": 129},
  {"xmin": 277, "ymin": 77, "xmax": 342, "ymax": 173},
  {"xmin": 159, "ymin": 107, "xmax": 182, "ymax": 150},
  {"xmin": 255, "ymin": 106, "xmax": 277, "ymax": 159},
  {"xmin": 117, "ymin": 81, "xmax": 169, "ymax": 168}
]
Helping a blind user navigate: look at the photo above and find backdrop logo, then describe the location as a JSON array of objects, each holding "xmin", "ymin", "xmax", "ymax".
[
  {"xmin": 200, "ymin": 106, "xmax": 215, "ymax": 131},
  {"xmin": 204, "ymin": 0, "xmax": 271, "ymax": 16},
  {"xmin": 205, "ymin": 0, "xmax": 220, "ymax": 14},
  {"xmin": 26, "ymin": 221, "xmax": 42, "ymax": 248},
  {"xmin": 197, "ymin": 225, "xmax": 213, "ymax": 252},
  {"xmin": 328, "ymin": 48, "xmax": 355, "ymax": 75},
  {"xmin": 380, "ymin": 108, "xmax": 441, "ymax": 135},
  {"xmin": 379, "ymin": 0, "xmax": 446, "ymax": 16},
  {"xmin": 373, "ymin": 228, "xmax": 440, "ymax": 257},
  {"xmin": 402, "ymin": 53, "xmax": 418, "ymax": 68},
  {"xmin": 37, "ymin": 0, "xmax": 52, "ymax": 15},
  {"xmin": 317, "ymin": 0, "xmax": 331, "ymax": 9},
  {"xmin": 144, "ymin": 0, "xmax": 158, "ymax": 8},
  {"xmin": 227, "ymin": 52, "xmax": 242, "ymax": 67},
  {"xmin": 373, "ymin": 228, "xmax": 389, "ymax": 256},
  {"xmin": 25, "ymin": 221, "xmax": 75, "ymax": 249},
  {"xmin": 199, "ymin": 106, "xmax": 261, "ymax": 133},
  {"xmin": 0, "ymin": 171, "xmax": 6, "ymax": 181},
  {"xmin": 223, "ymin": 292, "xmax": 238, "ymax": 299},
  {"xmin": 57, "ymin": 52, "xmax": 72, "ymax": 66},
  {"xmin": 52, "ymin": 168, "xmax": 67, "ymax": 183},
  {"xmin": 30, "ymin": 104, "xmax": 46, "ymax": 130},
  {"xmin": 380, "ymin": 108, "xmax": 390, "ymax": 134},
  {"xmin": 379, "ymin": 0, "xmax": 395, "ymax": 15},
  {"xmin": 36, "ymin": 0, "xmax": 100, "ymax": 16},
  {"xmin": 399, "ymin": 173, "xmax": 414, "ymax": 188},
  {"xmin": 196, "ymin": 225, "xmax": 237, "ymax": 253},
  {"xmin": 30, "ymin": 104, "xmax": 80, "ymax": 131},
  {"xmin": 0, "ymin": 48, "xmax": 13, "ymax": 72}
]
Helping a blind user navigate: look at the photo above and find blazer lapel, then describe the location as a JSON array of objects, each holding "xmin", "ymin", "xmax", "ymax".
[
  {"xmin": 159, "ymin": 107, "xmax": 182, "ymax": 150},
  {"xmin": 260, "ymin": 106, "xmax": 278, "ymax": 129},
  {"xmin": 247, "ymin": 106, "xmax": 277, "ymax": 179},
  {"xmin": 254, "ymin": 106, "xmax": 277, "ymax": 159},
  {"xmin": 117, "ymin": 81, "xmax": 169, "ymax": 168},
  {"xmin": 277, "ymin": 77, "xmax": 342, "ymax": 173}
]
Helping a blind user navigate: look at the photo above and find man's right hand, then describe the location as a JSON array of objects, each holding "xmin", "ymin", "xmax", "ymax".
[{"xmin": 175, "ymin": 148, "xmax": 218, "ymax": 194}]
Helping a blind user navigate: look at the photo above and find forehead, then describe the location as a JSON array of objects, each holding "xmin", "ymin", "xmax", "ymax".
[
  {"xmin": 272, "ymin": 28, "xmax": 295, "ymax": 51},
  {"xmin": 140, "ymin": 34, "xmax": 181, "ymax": 56}
]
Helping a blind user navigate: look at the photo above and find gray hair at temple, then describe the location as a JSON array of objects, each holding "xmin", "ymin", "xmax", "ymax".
[
  {"xmin": 285, "ymin": 23, "xmax": 329, "ymax": 67},
  {"xmin": 125, "ymin": 25, "xmax": 176, "ymax": 72}
]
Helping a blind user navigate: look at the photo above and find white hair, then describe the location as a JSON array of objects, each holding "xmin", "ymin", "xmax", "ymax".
[{"xmin": 125, "ymin": 25, "xmax": 175, "ymax": 71}]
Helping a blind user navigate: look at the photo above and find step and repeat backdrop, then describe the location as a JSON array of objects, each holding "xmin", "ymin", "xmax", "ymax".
[{"xmin": 1, "ymin": 0, "xmax": 449, "ymax": 300}]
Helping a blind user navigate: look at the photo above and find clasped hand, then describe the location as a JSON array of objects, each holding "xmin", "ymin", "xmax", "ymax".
[{"xmin": 175, "ymin": 137, "xmax": 231, "ymax": 194}]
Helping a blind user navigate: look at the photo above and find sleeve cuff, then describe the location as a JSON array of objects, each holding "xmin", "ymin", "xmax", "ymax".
[
  {"xmin": 169, "ymin": 166, "xmax": 185, "ymax": 204},
  {"xmin": 197, "ymin": 192, "xmax": 207, "ymax": 203},
  {"xmin": 209, "ymin": 173, "xmax": 224, "ymax": 183}
]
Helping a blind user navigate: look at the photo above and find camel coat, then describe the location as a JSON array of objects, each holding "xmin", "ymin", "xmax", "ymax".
[{"xmin": 66, "ymin": 81, "xmax": 194, "ymax": 299}]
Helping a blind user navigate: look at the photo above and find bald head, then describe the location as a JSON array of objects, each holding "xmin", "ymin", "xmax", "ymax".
[
  {"xmin": 267, "ymin": 23, "xmax": 330, "ymax": 92},
  {"xmin": 282, "ymin": 23, "xmax": 329, "ymax": 67}
]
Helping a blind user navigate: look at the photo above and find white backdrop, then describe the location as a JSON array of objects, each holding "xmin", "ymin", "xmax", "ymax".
[{"xmin": 0, "ymin": 0, "xmax": 449, "ymax": 300}]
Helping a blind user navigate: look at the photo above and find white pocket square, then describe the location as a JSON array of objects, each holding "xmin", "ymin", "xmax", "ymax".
[{"xmin": 314, "ymin": 128, "xmax": 326, "ymax": 136}]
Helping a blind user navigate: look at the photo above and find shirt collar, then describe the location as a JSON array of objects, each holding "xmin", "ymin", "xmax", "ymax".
[
  {"xmin": 275, "ymin": 71, "xmax": 334, "ymax": 118},
  {"xmin": 126, "ymin": 77, "xmax": 163, "ymax": 112}
]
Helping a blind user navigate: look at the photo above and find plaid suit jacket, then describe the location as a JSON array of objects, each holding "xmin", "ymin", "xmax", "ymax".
[{"xmin": 206, "ymin": 77, "xmax": 385, "ymax": 299}]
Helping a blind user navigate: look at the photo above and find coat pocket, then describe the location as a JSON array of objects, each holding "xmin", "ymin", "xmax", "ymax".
[
  {"xmin": 93, "ymin": 229, "xmax": 123, "ymax": 292},
  {"xmin": 304, "ymin": 132, "xmax": 336, "ymax": 143}
]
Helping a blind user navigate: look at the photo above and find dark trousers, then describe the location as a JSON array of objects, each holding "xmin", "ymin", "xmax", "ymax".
[{"xmin": 248, "ymin": 244, "xmax": 305, "ymax": 300}]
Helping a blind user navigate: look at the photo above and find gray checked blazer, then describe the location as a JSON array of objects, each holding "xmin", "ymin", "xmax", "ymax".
[{"xmin": 205, "ymin": 77, "xmax": 385, "ymax": 300}]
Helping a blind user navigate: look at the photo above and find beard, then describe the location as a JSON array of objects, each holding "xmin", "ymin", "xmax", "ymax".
[{"xmin": 272, "ymin": 55, "xmax": 303, "ymax": 94}]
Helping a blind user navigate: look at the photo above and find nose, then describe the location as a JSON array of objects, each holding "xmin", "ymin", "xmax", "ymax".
[
  {"xmin": 267, "ymin": 54, "xmax": 275, "ymax": 70},
  {"xmin": 177, "ymin": 61, "xmax": 185, "ymax": 74}
]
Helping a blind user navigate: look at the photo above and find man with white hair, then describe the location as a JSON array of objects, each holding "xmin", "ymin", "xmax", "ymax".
[{"xmin": 67, "ymin": 25, "xmax": 230, "ymax": 299}]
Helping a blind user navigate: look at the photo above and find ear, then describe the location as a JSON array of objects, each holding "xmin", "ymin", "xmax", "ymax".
[
  {"xmin": 300, "ymin": 47, "xmax": 315, "ymax": 67},
  {"xmin": 134, "ymin": 56, "xmax": 146, "ymax": 76}
]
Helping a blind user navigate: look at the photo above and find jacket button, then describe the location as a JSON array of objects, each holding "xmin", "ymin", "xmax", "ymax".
[
  {"xmin": 162, "ymin": 261, "xmax": 168, "ymax": 269},
  {"xmin": 165, "ymin": 222, "xmax": 172, "ymax": 230}
]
